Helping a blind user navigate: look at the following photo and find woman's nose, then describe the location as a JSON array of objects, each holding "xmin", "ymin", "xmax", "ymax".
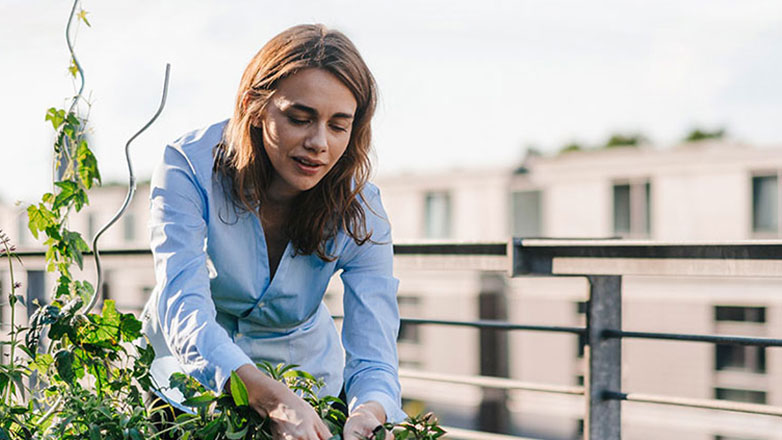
[{"xmin": 304, "ymin": 123, "xmax": 328, "ymax": 153}]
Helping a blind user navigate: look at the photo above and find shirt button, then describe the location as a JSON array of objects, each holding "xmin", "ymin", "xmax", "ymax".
[
  {"xmin": 258, "ymin": 302, "xmax": 266, "ymax": 308},
  {"xmin": 235, "ymin": 332, "xmax": 243, "ymax": 339}
]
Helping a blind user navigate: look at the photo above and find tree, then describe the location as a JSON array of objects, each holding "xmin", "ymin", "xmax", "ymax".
[{"xmin": 684, "ymin": 128, "xmax": 725, "ymax": 143}]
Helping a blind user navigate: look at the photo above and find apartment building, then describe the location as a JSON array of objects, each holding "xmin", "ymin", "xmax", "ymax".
[
  {"xmin": 2, "ymin": 140, "xmax": 782, "ymax": 439},
  {"xmin": 370, "ymin": 141, "xmax": 782, "ymax": 439}
]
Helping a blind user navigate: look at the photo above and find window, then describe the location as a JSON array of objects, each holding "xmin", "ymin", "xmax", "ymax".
[
  {"xmin": 123, "ymin": 212, "xmax": 136, "ymax": 242},
  {"xmin": 714, "ymin": 387, "xmax": 766, "ymax": 404},
  {"xmin": 424, "ymin": 191, "xmax": 451, "ymax": 239},
  {"xmin": 613, "ymin": 181, "xmax": 650, "ymax": 237},
  {"xmin": 26, "ymin": 270, "xmax": 47, "ymax": 318},
  {"xmin": 511, "ymin": 190, "xmax": 542, "ymax": 237},
  {"xmin": 17, "ymin": 213, "xmax": 28, "ymax": 245},
  {"xmin": 752, "ymin": 174, "xmax": 779, "ymax": 235},
  {"xmin": 576, "ymin": 301, "xmax": 587, "ymax": 358},
  {"xmin": 398, "ymin": 322, "xmax": 420, "ymax": 344},
  {"xmin": 715, "ymin": 306, "xmax": 765, "ymax": 323},
  {"xmin": 397, "ymin": 296, "xmax": 421, "ymax": 344},
  {"xmin": 716, "ymin": 344, "xmax": 765, "ymax": 373},
  {"xmin": 87, "ymin": 213, "xmax": 97, "ymax": 242}
]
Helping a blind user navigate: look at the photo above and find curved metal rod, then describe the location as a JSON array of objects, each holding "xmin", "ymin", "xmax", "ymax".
[
  {"xmin": 88, "ymin": 63, "xmax": 171, "ymax": 312},
  {"xmin": 40, "ymin": 0, "xmax": 88, "ymax": 424},
  {"xmin": 65, "ymin": 0, "xmax": 85, "ymax": 115}
]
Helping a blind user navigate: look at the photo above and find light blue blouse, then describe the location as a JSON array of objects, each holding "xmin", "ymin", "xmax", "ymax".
[{"xmin": 141, "ymin": 120, "xmax": 406, "ymax": 423}]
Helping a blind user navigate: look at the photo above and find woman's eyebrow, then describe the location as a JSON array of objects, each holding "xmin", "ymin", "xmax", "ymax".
[{"xmin": 289, "ymin": 103, "xmax": 354, "ymax": 120}]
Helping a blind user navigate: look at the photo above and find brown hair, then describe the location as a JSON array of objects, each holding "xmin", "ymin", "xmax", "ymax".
[{"xmin": 216, "ymin": 24, "xmax": 378, "ymax": 261}]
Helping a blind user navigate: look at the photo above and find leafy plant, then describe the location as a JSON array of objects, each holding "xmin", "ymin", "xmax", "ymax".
[{"xmin": 0, "ymin": 3, "xmax": 445, "ymax": 440}]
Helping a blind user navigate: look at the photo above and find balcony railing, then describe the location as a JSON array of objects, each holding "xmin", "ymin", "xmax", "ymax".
[
  {"xmin": 391, "ymin": 238, "xmax": 782, "ymax": 439},
  {"xmin": 5, "ymin": 239, "xmax": 782, "ymax": 439}
]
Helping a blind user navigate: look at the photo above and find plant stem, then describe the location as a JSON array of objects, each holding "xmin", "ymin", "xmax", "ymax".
[
  {"xmin": 3, "ymin": 238, "xmax": 18, "ymax": 406},
  {"xmin": 147, "ymin": 415, "xmax": 199, "ymax": 439}
]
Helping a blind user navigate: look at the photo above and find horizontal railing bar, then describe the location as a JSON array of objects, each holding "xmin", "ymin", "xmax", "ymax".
[
  {"xmin": 604, "ymin": 391, "xmax": 782, "ymax": 417},
  {"xmin": 3, "ymin": 248, "xmax": 152, "ymax": 258},
  {"xmin": 441, "ymin": 426, "xmax": 539, "ymax": 440},
  {"xmin": 514, "ymin": 238, "xmax": 782, "ymax": 260},
  {"xmin": 332, "ymin": 316, "xmax": 585, "ymax": 335},
  {"xmin": 603, "ymin": 329, "xmax": 782, "ymax": 347},
  {"xmin": 399, "ymin": 368, "xmax": 584, "ymax": 395},
  {"xmin": 393, "ymin": 242, "xmax": 507, "ymax": 256},
  {"xmin": 401, "ymin": 318, "xmax": 586, "ymax": 334}
]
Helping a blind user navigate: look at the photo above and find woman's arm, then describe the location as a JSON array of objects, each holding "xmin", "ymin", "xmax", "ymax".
[
  {"xmin": 339, "ymin": 186, "xmax": 408, "ymax": 428},
  {"xmin": 149, "ymin": 143, "xmax": 253, "ymax": 392}
]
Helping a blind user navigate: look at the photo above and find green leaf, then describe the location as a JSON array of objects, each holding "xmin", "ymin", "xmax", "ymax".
[
  {"xmin": 230, "ymin": 370, "xmax": 249, "ymax": 406},
  {"xmin": 62, "ymin": 229, "xmax": 89, "ymax": 269},
  {"xmin": 119, "ymin": 313, "xmax": 142, "ymax": 342},
  {"xmin": 52, "ymin": 181, "xmax": 79, "ymax": 210},
  {"xmin": 30, "ymin": 353, "xmax": 54, "ymax": 375},
  {"xmin": 68, "ymin": 58, "xmax": 79, "ymax": 78},
  {"xmin": 88, "ymin": 424, "xmax": 101, "ymax": 440},
  {"xmin": 101, "ymin": 300, "xmax": 120, "ymax": 327},
  {"xmin": 27, "ymin": 203, "xmax": 56, "ymax": 240},
  {"xmin": 55, "ymin": 349, "xmax": 76, "ymax": 384},
  {"xmin": 225, "ymin": 425, "xmax": 249, "ymax": 440},
  {"xmin": 45, "ymin": 108, "xmax": 66, "ymax": 130},
  {"xmin": 0, "ymin": 372, "xmax": 8, "ymax": 395},
  {"xmin": 77, "ymin": 139, "xmax": 101, "ymax": 189},
  {"xmin": 182, "ymin": 394, "xmax": 216, "ymax": 409},
  {"xmin": 77, "ymin": 9, "xmax": 91, "ymax": 27}
]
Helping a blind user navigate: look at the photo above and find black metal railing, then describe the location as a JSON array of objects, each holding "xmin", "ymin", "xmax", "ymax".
[{"xmin": 5, "ymin": 240, "xmax": 782, "ymax": 439}]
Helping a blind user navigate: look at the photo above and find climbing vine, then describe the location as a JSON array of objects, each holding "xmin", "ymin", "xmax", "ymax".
[{"xmin": 1, "ymin": 3, "xmax": 444, "ymax": 439}]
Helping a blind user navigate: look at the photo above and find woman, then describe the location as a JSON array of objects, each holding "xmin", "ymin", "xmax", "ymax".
[{"xmin": 142, "ymin": 24, "xmax": 405, "ymax": 439}]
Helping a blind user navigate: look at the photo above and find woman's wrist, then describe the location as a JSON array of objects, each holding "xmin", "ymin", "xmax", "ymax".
[
  {"xmin": 352, "ymin": 400, "xmax": 387, "ymax": 424},
  {"xmin": 231, "ymin": 363, "xmax": 288, "ymax": 417}
]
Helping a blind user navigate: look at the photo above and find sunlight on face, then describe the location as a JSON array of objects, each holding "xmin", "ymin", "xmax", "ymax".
[{"xmin": 260, "ymin": 68, "xmax": 357, "ymax": 201}]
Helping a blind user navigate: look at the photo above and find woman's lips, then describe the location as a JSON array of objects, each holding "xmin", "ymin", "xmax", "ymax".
[{"xmin": 292, "ymin": 156, "xmax": 323, "ymax": 175}]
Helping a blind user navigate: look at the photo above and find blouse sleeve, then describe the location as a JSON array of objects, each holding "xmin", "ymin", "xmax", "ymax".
[
  {"xmin": 148, "ymin": 144, "xmax": 253, "ymax": 393},
  {"xmin": 339, "ymin": 188, "xmax": 407, "ymax": 423}
]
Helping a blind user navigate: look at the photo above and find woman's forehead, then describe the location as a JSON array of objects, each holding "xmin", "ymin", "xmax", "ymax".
[{"xmin": 272, "ymin": 68, "xmax": 357, "ymax": 117}]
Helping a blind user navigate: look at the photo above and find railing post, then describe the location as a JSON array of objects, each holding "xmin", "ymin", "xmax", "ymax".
[
  {"xmin": 585, "ymin": 275, "xmax": 622, "ymax": 440},
  {"xmin": 478, "ymin": 271, "xmax": 510, "ymax": 434}
]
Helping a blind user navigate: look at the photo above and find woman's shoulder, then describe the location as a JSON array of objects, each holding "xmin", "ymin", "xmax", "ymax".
[{"xmin": 164, "ymin": 119, "xmax": 229, "ymax": 178}]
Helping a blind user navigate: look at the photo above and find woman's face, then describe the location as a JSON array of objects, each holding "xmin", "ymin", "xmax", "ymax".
[{"xmin": 259, "ymin": 68, "xmax": 357, "ymax": 201}]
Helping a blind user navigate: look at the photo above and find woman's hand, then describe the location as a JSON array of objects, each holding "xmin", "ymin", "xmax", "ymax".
[
  {"xmin": 343, "ymin": 401, "xmax": 393, "ymax": 440},
  {"xmin": 233, "ymin": 364, "xmax": 333, "ymax": 440}
]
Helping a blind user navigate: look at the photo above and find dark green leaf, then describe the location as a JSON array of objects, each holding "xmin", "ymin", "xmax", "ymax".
[
  {"xmin": 53, "ymin": 181, "xmax": 79, "ymax": 210},
  {"xmin": 88, "ymin": 424, "xmax": 101, "ymax": 440},
  {"xmin": 182, "ymin": 394, "xmax": 216, "ymax": 408},
  {"xmin": 119, "ymin": 313, "xmax": 142, "ymax": 342},
  {"xmin": 225, "ymin": 424, "xmax": 249, "ymax": 440},
  {"xmin": 55, "ymin": 349, "xmax": 76, "ymax": 384}
]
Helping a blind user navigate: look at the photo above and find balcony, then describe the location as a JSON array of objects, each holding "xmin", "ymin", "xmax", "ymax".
[{"xmin": 4, "ymin": 239, "xmax": 782, "ymax": 439}]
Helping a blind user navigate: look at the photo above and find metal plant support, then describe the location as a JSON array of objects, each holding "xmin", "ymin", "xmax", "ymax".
[{"xmin": 38, "ymin": 0, "xmax": 171, "ymax": 425}]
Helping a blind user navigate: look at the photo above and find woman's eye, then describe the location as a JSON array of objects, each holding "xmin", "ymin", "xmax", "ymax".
[
  {"xmin": 287, "ymin": 116, "xmax": 309, "ymax": 125},
  {"xmin": 330, "ymin": 124, "xmax": 348, "ymax": 133}
]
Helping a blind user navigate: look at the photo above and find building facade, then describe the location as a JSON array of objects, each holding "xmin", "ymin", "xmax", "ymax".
[{"xmin": 2, "ymin": 140, "xmax": 782, "ymax": 439}]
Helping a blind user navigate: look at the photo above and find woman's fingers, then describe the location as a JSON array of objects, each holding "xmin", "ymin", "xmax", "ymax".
[{"xmin": 315, "ymin": 419, "xmax": 333, "ymax": 439}]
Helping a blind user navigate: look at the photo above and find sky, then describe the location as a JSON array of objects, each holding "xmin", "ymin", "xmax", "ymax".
[{"xmin": 1, "ymin": 0, "xmax": 782, "ymax": 203}]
